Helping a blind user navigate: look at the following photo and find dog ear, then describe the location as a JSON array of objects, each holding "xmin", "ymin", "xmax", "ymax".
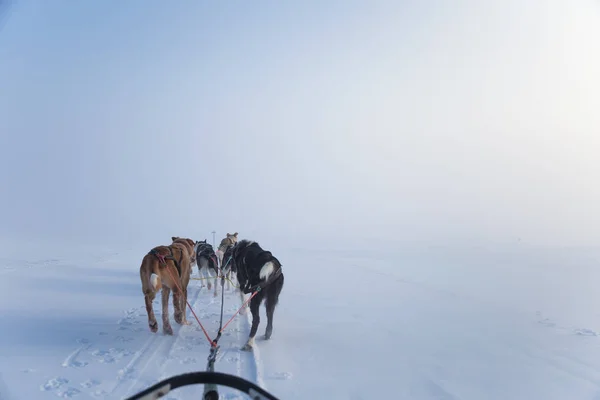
[
  {"xmin": 233, "ymin": 232, "xmax": 238, "ymax": 237},
  {"xmin": 171, "ymin": 236, "xmax": 177, "ymax": 241}
]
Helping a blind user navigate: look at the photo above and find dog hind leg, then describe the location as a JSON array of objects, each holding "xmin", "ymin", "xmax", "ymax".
[
  {"xmin": 213, "ymin": 268, "xmax": 218, "ymax": 297},
  {"xmin": 161, "ymin": 287, "xmax": 174, "ymax": 335},
  {"xmin": 173, "ymin": 286, "xmax": 185, "ymax": 325},
  {"xmin": 180, "ymin": 273, "xmax": 191, "ymax": 325},
  {"xmin": 144, "ymin": 291, "xmax": 158, "ymax": 332},
  {"xmin": 242, "ymin": 294, "xmax": 263, "ymax": 351},
  {"xmin": 264, "ymin": 295, "xmax": 276, "ymax": 340},
  {"xmin": 199, "ymin": 259, "xmax": 211, "ymax": 290},
  {"xmin": 141, "ymin": 257, "xmax": 160, "ymax": 333},
  {"xmin": 205, "ymin": 264, "xmax": 212, "ymax": 291},
  {"xmin": 264, "ymin": 276, "xmax": 283, "ymax": 340}
]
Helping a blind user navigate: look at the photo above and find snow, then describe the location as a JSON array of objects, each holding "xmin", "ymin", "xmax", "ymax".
[{"xmin": 2, "ymin": 238, "xmax": 600, "ymax": 399}]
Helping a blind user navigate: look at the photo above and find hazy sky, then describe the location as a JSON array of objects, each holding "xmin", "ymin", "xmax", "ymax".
[{"xmin": 1, "ymin": 1, "xmax": 599, "ymax": 248}]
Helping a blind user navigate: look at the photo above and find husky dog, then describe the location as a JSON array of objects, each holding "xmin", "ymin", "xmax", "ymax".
[
  {"xmin": 217, "ymin": 232, "xmax": 238, "ymax": 257},
  {"xmin": 217, "ymin": 232, "xmax": 238, "ymax": 290},
  {"xmin": 227, "ymin": 239, "xmax": 284, "ymax": 351},
  {"xmin": 194, "ymin": 239, "xmax": 219, "ymax": 296}
]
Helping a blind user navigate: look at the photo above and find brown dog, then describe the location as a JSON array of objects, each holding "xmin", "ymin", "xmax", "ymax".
[
  {"xmin": 172, "ymin": 236, "xmax": 196, "ymax": 268},
  {"xmin": 140, "ymin": 241, "xmax": 193, "ymax": 335}
]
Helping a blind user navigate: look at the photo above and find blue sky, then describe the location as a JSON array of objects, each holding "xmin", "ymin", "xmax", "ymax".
[{"xmin": 1, "ymin": 1, "xmax": 599, "ymax": 249}]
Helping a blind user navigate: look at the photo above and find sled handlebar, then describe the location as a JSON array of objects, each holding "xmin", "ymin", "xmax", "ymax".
[{"xmin": 124, "ymin": 371, "xmax": 281, "ymax": 400}]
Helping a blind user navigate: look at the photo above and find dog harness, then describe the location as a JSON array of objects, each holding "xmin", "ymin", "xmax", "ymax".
[
  {"xmin": 196, "ymin": 243, "xmax": 215, "ymax": 259},
  {"xmin": 243, "ymin": 266, "xmax": 283, "ymax": 294},
  {"xmin": 238, "ymin": 249, "xmax": 283, "ymax": 294},
  {"xmin": 196, "ymin": 243, "xmax": 219, "ymax": 271},
  {"xmin": 148, "ymin": 246, "xmax": 183, "ymax": 277}
]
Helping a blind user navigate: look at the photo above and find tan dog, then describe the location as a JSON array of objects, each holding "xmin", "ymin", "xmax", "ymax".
[
  {"xmin": 216, "ymin": 232, "xmax": 239, "ymax": 291},
  {"xmin": 140, "ymin": 242, "xmax": 193, "ymax": 335},
  {"xmin": 218, "ymin": 232, "xmax": 238, "ymax": 253},
  {"xmin": 172, "ymin": 236, "xmax": 196, "ymax": 268},
  {"xmin": 217, "ymin": 232, "xmax": 238, "ymax": 264}
]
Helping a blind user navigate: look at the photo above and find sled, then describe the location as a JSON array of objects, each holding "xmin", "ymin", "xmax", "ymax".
[{"xmin": 124, "ymin": 370, "xmax": 280, "ymax": 400}]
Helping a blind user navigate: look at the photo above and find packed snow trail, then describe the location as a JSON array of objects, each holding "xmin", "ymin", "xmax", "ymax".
[
  {"xmin": 106, "ymin": 283, "xmax": 257, "ymax": 399},
  {"xmin": 0, "ymin": 243, "xmax": 262, "ymax": 400}
]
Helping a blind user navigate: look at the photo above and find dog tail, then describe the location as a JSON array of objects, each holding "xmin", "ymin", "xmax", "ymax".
[
  {"xmin": 259, "ymin": 261, "xmax": 275, "ymax": 280},
  {"xmin": 257, "ymin": 251, "xmax": 279, "ymax": 281},
  {"xmin": 150, "ymin": 261, "xmax": 162, "ymax": 291}
]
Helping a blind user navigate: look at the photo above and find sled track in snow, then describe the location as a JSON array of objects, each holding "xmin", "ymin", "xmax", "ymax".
[
  {"xmin": 44, "ymin": 278, "xmax": 264, "ymax": 399},
  {"xmin": 112, "ymin": 280, "xmax": 263, "ymax": 399}
]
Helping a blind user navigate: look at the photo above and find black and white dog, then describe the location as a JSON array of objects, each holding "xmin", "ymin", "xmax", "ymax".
[
  {"xmin": 194, "ymin": 240, "xmax": 219, "ymax": 296},
  {"xmin": 224, "ymin": 239, "xmax": 284, "ymax": 351}
]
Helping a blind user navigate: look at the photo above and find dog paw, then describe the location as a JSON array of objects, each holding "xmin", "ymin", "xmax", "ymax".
[
  {"xmin": 241, "ymin": 337, "xmax": 255, "ymax": 351},
  {"xmin": 240, "ymin": 344, "xmax": 253, "ymax": 352},
  {"xmin": 163, "ymin": 326, "xmax": 174, "ymax": 336},
  {"xmin": 264, "ymin": 326, "xmax": 273, "ymax": 340}
]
